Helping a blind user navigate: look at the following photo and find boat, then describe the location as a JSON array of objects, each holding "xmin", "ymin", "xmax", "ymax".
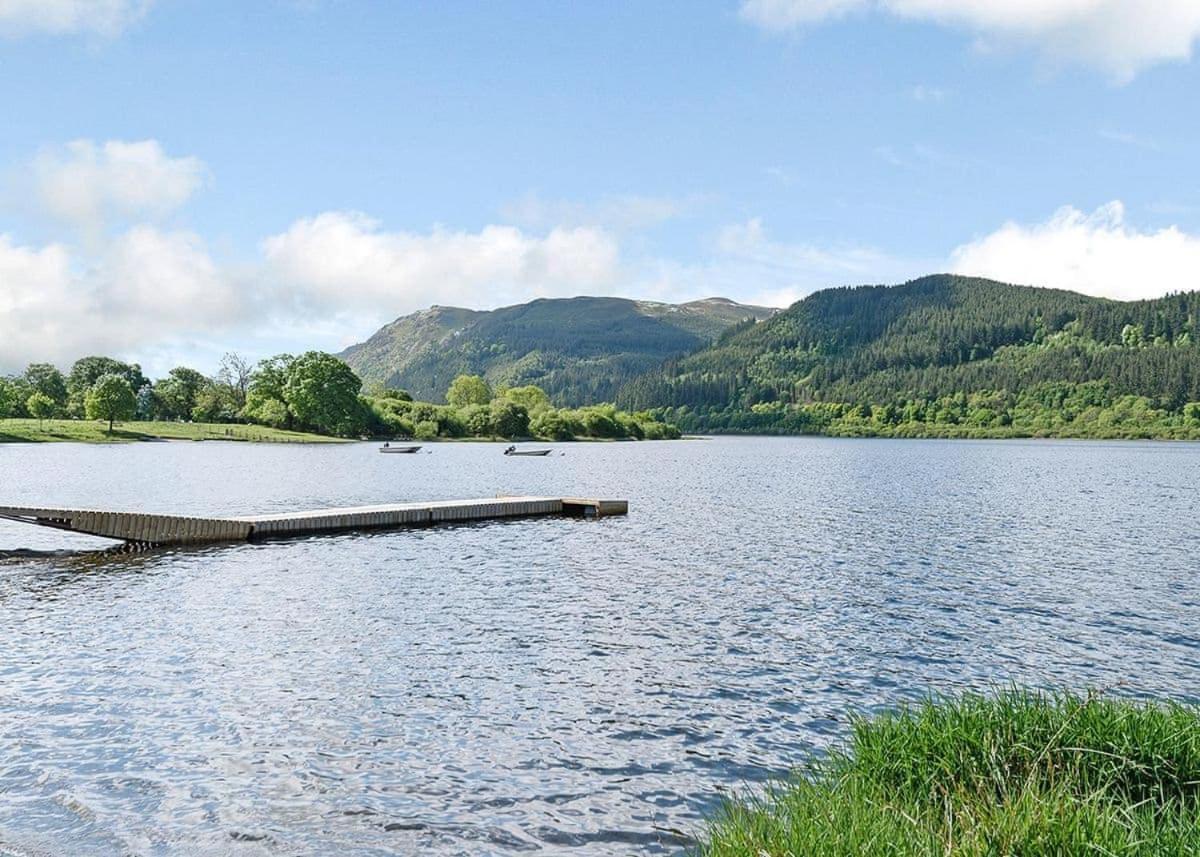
[
  {"xmin": 380, "ymin": 444, "xmax": 423, "ymax": 454},
  {"xmin": 504, "ymin": 446, "xmax": 553, "ymax": 457}
]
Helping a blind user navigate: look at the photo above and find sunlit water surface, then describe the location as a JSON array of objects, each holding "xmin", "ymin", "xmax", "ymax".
[{"xmin": 1, "ymin": 437, "xmax": 1199, "ymax": 855}]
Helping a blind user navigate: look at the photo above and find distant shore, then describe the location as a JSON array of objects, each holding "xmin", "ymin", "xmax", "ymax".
[
  {"xmin": 0, "ymin": 419, "xmax": 681, "ymax": 445},
  {"xmin": 695, "ymin": 426, "xmax": 1200, "ymax": 441},
  {"xmin": 0, "ymin": 419, "xmax": 344, "ymax": 444}
]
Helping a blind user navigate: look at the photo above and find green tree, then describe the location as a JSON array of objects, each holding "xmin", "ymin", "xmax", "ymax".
[
  {"xmin": 155, "ymin": 367, "xmax": 209, "ymax": 420},
  {"xmin": 0, "ymin": 377, "xmax": 18, "ymax": 419},
  {"xmin": 216, "ymin": 352, "xmax": 253, "ymax": 409},
  {"xmin": 24, "ymin": 363, "xmax": 67, "ymax": 410},
  {"xmin": 252, "ymin": 397, "xmax": 291, "ymax": 429},
  {"xmin": 373, "ymin": 387, "xmax": 413, "ymax": 402},
  {"xmin": 578, "ymin": 405, "xmax": 621, "ymax": 438},
  {"xmin": 85, "ymin": 374, "xmax": 137, "ymax": 433},
  {"xmin": 283, "ymin": 351, "xmax": 365, "ymax": 436},
  {"xmin": 530, "ymin": 409, "xmax": 574, "ymax": 440},
  {"xmin": 414, "ymin": 419, "xmax": 439, "ymax": 440},
  {"xmin": 1121, "ymin": 323, "xmax": 1144, "ymax": 348},
  {"xmin": 446, "ymin": 374, "xmax": 493, "ymax": 408},
  {"xmin": 191, "ymin": 383, "xmax": 239, "ymax": 423},
  {"xmin": 460, "ymin": 404, "xmax": 494, "ymax": 436},
  {"xmin": 501, "ymin": 384, "xmax": 550, "ymax": 412},
  {"xmin": 489, "ymin": 400, "xmax": 529, "ymax": 438},
  {"xmin": 68, "ymin": 357, "xmax": 147, "ymax": 417},
  {"xmin": 25, "ymin": 391, "xmax": 55, "ymax": 428},
  {"xmin": 241, "ymin": 354, "xmax": 296, "ymax": 428},
  {"xmin": 249, "ymin": 354, "xmax": 295, "ymax": 401}
]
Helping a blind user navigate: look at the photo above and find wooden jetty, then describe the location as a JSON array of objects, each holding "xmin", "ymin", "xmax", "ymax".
[{"xmin": 0, "ymin": 496, "xmax": 627, "ymax": 547}]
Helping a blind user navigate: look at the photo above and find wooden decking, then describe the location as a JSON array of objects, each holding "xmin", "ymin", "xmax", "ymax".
[{"xmin": 0, "ymin": 496, "xmax": 627, "ymax": 547}]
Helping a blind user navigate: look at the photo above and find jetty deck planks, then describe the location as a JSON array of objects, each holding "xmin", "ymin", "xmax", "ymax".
[{"xmin": 0, "ymin": 496, "xmax": 628, "ymax": 547}]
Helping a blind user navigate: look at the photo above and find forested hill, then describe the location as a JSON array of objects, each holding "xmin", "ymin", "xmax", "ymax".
[
  {"xmin": 617, "ymin": 275, "xmax": 1200, "ymax": 438},
  {"xmin": 340, "ymin": 296, "xmax": 774, "ymax": 405}
]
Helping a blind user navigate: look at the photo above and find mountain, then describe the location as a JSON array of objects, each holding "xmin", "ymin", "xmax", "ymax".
[
  {"xmin": 617, "ymin": 275, "xmax": 1200, "ymax": 435},
  {"xmin": 340, "ymin": 296, "xmax": 775, "ymax": 405}
]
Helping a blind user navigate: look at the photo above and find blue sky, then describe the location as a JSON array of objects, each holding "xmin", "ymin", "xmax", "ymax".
[{"xmin": 1, "ymin": 0, "xmax": 1198, "ymax": 375}]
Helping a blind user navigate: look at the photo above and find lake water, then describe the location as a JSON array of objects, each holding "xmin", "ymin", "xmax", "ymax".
[{"xmin": 1, "ymin": 436, "xmax": 1199, "ymax": 855}]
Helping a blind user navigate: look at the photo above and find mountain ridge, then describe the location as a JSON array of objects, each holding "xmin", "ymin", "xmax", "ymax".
[
  {"xmin": 616, "ymin": 274, "xmax": 1200, "ymax": 435},
  {"xmin": 340, "ymin": 294, "xmax": 775, "ymax": 405}
]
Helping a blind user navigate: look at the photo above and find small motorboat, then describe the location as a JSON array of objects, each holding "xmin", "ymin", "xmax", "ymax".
[
  {"xmin": 504, "ymin": 445, "xmax": 553, "ymax": 457},
  {"xmin": 380, "ymin": 443, "xmax": 423, "ymax": 454}
]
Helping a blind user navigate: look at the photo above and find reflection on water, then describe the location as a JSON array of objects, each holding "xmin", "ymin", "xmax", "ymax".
[{"xmin": 1, "ymin": 437, "xmax": 1199, "ymax": 855}]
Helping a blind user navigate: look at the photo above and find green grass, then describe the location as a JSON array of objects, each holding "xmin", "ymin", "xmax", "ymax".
[
  {"xmin": 0, "ymin": 418, "xmax": 345, "ymax": 444},
  {"xmin": 701, "ymin": 689, "xmax": 1200, "ymax": 856}
]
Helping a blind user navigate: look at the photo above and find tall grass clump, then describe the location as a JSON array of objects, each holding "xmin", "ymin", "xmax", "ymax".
[{"xmin": 700, "ymin": 689, "xmax": 1200, "ymax": 856}]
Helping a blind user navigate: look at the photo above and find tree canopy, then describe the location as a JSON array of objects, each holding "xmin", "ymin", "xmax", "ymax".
[
  {"xmin": 282, "ymin": 351, "xmax": 366, "ymax": 436},
  {"xmin": 85, "ymin": 374, "xmax": 137, "ymax": 432},
  {"xmin": 446, "ymin": 374, "xmax": 493, "ymax": 407},
  {"xmin": 68, "ymin": 357, "xmax": 147, "ymax": 417}
]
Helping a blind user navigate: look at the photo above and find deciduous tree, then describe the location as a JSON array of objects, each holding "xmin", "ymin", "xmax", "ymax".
[
  {"xmin": 446, "ymin": 374, "xmax": 492, "ymax": 408},
  {"xmin": 85, "ymin": 374, "xmax": 136, "ymax": 433},
  {"xmin": 26, "ymin": 391, "xmax": 55, "ymax": 428},
  {"xmin": 283, "ymin": 352, "xmax": 365, "ymax": 436}
]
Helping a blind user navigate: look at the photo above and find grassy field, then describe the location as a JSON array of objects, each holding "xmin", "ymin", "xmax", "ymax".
[
  {"xmin": 0, "ymin": 419, "xmax": 344, "ymax": 444},
  {"xmin": 700, "ymin": 689, "xmax": 1200, "ymax": 856}
]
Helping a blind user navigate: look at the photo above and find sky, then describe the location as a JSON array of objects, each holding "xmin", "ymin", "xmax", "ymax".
[{"xmin": 1, "ymin": 0, "xmax": 1199, "ymax": 376}]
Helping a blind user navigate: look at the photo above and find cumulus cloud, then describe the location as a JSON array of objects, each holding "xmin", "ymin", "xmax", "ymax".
[
  {"xmin": 949, "ymin": 201, "xmax": 1200, "ymax": 300},
  {"xmin": 262, "ymin": 211, "xmax": 621, "ymax": 314},
  {"xmin": 740, "ymin": 0, "xmax": 1200, "ymax": 79},
  {"xmin": 0, "ymin": 0, "xmax": 151, "ymax": 37},
  {"xmin": 30, "ymin": 139, "xmax": 206, "ymax": 233},
  {"xmin": 0, "ymin": 227, "xmax": 246, "ymax": 371}
]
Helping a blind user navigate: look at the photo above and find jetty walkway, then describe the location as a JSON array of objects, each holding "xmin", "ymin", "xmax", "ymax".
[{"xmin": 0, "ymin": 496, "xmax": 627, "ymax": 547}]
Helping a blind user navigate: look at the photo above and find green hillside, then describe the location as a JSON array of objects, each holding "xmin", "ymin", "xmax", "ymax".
[
  {"xmin": 340, "ymin": 295, "xmax": 774, "ymax": 405},
  {"xmin": 618, "ymin": 275, "xmax": 1200, "ymax": 438}
]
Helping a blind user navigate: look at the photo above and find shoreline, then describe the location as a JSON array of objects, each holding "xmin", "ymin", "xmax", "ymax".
[
  {"xmin": 689, "ymin": 428, "xmax": 1200, "ymax": 443},
  {"xmin": 0, "ymin": 419, "xmax": 681, "ymax": 446}
]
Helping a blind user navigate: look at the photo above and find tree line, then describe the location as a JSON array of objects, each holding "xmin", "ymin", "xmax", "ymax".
[
  {"xmin": 618, "ymin": 275, "xmax": 1200, "ymax": 438},
  {"xmin": 0, "ymin": 352, "xmax": 680, "ymax": 441}
]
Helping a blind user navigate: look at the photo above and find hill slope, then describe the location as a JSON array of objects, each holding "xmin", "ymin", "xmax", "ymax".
[
  {"xmin": 341, "ymin": 296, "xmax": 774, "ymax": 405},
  {"xmin": 618, "ymin": 275, "xmax": 1200, "ymax": 437}
]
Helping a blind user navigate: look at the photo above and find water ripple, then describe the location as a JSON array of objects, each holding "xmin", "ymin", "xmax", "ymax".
[{"xmin": 1, "ymin": 437, "xmax": 1199, "ymax": 854}]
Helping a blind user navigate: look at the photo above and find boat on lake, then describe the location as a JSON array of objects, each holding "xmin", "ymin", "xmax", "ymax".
[
  {"xmin": 504, "ymin": 446, "xmax": 554, "ymax": 457},
  {"xmin": 380, "ymin": 444, "xmax": 423, "ymax": 454}
]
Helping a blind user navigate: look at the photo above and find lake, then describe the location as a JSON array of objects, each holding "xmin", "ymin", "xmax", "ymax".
[{"xmin": 1, "ymin": 436, "xmax": 1199, "ymax": 855}]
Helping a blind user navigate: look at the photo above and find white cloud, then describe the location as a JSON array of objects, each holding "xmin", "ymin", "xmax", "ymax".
[
  {"xmin": 0, "ymin": 0, "xmax": 151, "ymax": 37},
  {"xmin": 0, "ymin": 227, "xmax": 247, "ymax": 372},
  {"xmin": 262, "ymin": 211, "xmax": 621, "ymax": 315},
  {"xmin": 30, "ymin": 139, "xmax": 206, "ymax": 233},
  {"xmin": 741, "ymin": 0, "xmax": 1200, "ymax": 79},
  {"xmin": 949, "ymin": 201, "xmax": 1200, "ymax": 300},
  {"xmin": 100, "ymin": 226, "xmax": 244, "ymax": 328}
]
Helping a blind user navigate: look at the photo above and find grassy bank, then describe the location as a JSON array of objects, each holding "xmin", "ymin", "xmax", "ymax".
[
  {"xmin": 701, "ymin": 689, "xmax": 1200, "ymax": 856},
  {"xmin": 0, "ymin": 419, "xmax": 344, "ymax": 444}
]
